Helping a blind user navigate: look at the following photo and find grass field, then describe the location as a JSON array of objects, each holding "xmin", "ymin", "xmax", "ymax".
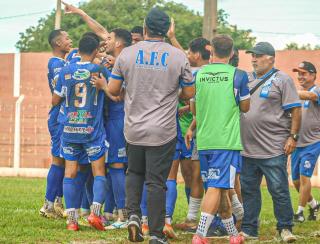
[{"xmin": 0, "ymin": 177, "xmax": 320, "ymax": 243}]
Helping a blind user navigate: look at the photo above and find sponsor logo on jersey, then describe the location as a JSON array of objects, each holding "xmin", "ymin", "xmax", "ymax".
[
  {"xmin": 64, "ymin": 126, "xmax": 94, "ymax": 134},
  {"xmin": 68, "ymin": 110, "xmax": 93, "ymax": 124},
  {"xmin": 118, "ymin": 147, "xmax": 127, "ymax": 158},
  {"xmin": 72, "ymin": 69, "xmax": 90, "ymax": 80},
  {"xmin": 199, "ymin": 72, "xmax": 229, "ymax": 83}
]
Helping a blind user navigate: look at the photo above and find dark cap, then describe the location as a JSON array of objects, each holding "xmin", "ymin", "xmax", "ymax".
[
  {"xmin": 246, "ymin": 42, "xmax": 275, "ymax": 56},
  {"xmin": 293, "ymin": 61, "xmax": 317, "ymax": 73},
  {"xmin": 145, "ymin": 8, "xmax": 170, "ymax": 37}
]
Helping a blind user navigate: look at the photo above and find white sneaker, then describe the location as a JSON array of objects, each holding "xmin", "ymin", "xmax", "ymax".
[
  {"xmin": 280, "ymin": 229, "xmax": 297, "ymax": 243},
  {"xmin": 104, "ymin": 219, "xmax": 128, "ymax": 230},
  {"xmin": 239, "ymin": 231, "xmax": 259, "ymax": 240}
]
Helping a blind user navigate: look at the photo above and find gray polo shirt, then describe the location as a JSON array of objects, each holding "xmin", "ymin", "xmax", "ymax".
[
  {"xmin": 111, "ymin": 40, "xmax": 193, "ymax": 146},
  {"xmin": 240, "ymin": 69, "xmax": 301, "ymax": 159},
  {"xmin": 297, "ymin": 86, "xmax": 320, "ymax": 147}
]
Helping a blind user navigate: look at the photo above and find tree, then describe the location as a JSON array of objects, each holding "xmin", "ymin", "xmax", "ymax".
[
  {"xmin": 285, "ymin": 42, "xmax": 319, "ymax": 50},
  {"xmin": 16, "ymin": 0, "xmax": 255, "ymax": 51}
]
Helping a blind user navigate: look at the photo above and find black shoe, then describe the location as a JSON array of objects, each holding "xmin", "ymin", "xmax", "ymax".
[
  {"xmin": 308, "ymin": 203, "xmax": 320, "ymax": 221},
  {"xmin": 293, "ymin": 212, "xmax": 305, "ymax": 223},
  {"xmin": 149, "ymin": 236, "xmax": 168, "ymax": 244},
  {"xmin": 206, "ymin": 224, "xmax": 228, "ymax": 238},
  {"xmin": 128, "ymin": 215, "xmax": 144, "ymax": 242}
]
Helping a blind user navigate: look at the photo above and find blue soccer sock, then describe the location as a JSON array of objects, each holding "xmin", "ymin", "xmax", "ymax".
[
  {"xmin": 93, "ymin": 176, "xmax": 107, "ymax": 205},
  {"xmin": 63, "ymin": 177, "xmax": 78, "ymax": 210},
  {"xmin": 140, "ymin": 183, "xmax": 148, "ymax": 217},
  {"xmin": 185, "ymin": 186, "xmax": 191, "ymax": 204},
  {"xmin": 75, "ymin": 171, "xmax": 88, "ymax": 209},
  {"xmin": 110, "ymin": 167, "xmax": 126, "ymax": 210},
  {"xmin": 104, "ymin": 172, "xmax": 116, "ymax": 215},
  {"xmin": 166, "ymin": 179, "xmax": 177, "ymax": 218},
  {"xmin": 45, "ymin": 164, "xmax": 65, "ymax": 202},
  {"xmin": 85, "ymin": 172, "xmax": 94, "ymax": 205}
]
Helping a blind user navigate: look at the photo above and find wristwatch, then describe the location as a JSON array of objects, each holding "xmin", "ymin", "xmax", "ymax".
[{"xmin": 290, "ymin": 133, "xmax": 299, "ymax": 142}]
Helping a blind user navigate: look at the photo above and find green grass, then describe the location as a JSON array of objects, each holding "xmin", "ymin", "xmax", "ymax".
[{"xmin": 0, "ymin": 177, "xmax": 320, "ymax": 243}]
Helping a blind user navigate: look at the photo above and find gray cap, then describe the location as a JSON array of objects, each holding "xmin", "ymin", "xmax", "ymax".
[{"xmin": 246, "ymin": 42, "xmax": 275, "ymax": 56}]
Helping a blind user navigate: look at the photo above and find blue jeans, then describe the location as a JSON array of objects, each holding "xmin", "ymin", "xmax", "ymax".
[{"xmin": 240, "ymin": 154, "xmax": 294, "ymax": 237}]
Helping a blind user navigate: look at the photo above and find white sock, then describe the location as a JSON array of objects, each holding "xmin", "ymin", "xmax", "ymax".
[
  {"xmin": 91, "ymin": 202, "xmax": 102, "ymax": 216},
  {"xmin": 142, "ymin": 215, "xmax": 148, "ymax": 225},
  {"xmin": 222, "ymin": 217, "xmax": 238, "ymax": 236},
  {"xmin": 308, "ymin": 198, "xmax": 318, "ymax": 209},
  {"xmin": 187, "ymin": 197, "xmax": 202, "ymax": 221},
  {"xmin": 231, "ymin": 194, "xmax": 244, "ymax": 221},
  {"xmin": 55, "ymin": 196, "xmax": 63, "ymax": 204},
  {"xmin": 196, "ymin": 212, "xmax": 214, "ymax": 237},
  {"xmin": 66, "ymin": 208, "xmax": 78, "ymax": 223},
  {"xmin": 45, "ymin": 199, "xmax": 54, "ymax": 209},
  {"xmin": 165, "ymin": 216, "xmax": 172, "ymax": 225},
  {"xmin": 118, "ymin": 209, "xmax": 128, "ymax": 221},
  {"xmin": 296, "ymin": 206, "xmax": 304, "ymax": 214}
]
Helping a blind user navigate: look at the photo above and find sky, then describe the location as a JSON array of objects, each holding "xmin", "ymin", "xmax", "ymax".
[{"xmin": 0, "ymin": 0, "xmax": 320, "ymax": 53}]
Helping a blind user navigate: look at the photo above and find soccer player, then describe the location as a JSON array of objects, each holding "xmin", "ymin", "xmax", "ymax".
[
  {"xmin": 52, "ymin": 35, "xmax": 110, "ymax": 231},
  {"xmin": 131, "ymin": 26, "xmax": 144, "ymax": 44},
  {"xmin": 102, "ymin": 28, "xmax": 132, "ymax": 230},
  {"xmin": 175, "ymin": 37, "xmax": 211, "ymax": 232},
  {"xmin": 291, "ymin": 61, "xmax": 320, "ymax": 222},
  {"xmin": 192, "ymin": 34, "xmax": 250, "ymax": 244},
  {"xmin": 39, "ymin": 29, "xmax": 72, "ymax": 219}
]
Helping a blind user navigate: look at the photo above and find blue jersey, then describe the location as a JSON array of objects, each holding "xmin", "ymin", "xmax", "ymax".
[
  {"xmin": 66, "ymin": 49, "xmax": 81, "ymax": 65},
  {"xmin": 55, "ymin": 62, "xmax": 110, "ymax": 143},
  {"xmin": 48, "ymin": 57, "xmax": 66, "ymax": 94}
]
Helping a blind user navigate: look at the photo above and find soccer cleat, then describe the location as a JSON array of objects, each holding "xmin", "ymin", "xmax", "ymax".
[
  {"xmin": 192, "ymin": 234, "xmax": 208, "ymax": 244},
  {"xmin": 88, "ymin": 213, "xmax": 105, "ymax": 231},
  {"xmin": 230, "ymin": 235, "xmax": 245, "ymax": 244},
  {"xmin": 163, "ymin": 223, "xmax": 177, "ymax": 239},
  {"xmin": 127, "ymin": 215, "xmax": 144, "ymax": 242},
  {"xmin": 54, "ymin": 201, "xmax": 65, "ymax": 218},
  {"xmin": 141, "ymin": 223, "xmax": 149, "ymax": 236},
  {"xmin": 105, "ymin": 219, "xmax": 128, "ymax": 230},
  {"xmin": 66, "ymin": 221, "xmax": 79, "ymax": 231},
  {"xmin": 175, "ymin": 218, "xmax": 198, "ymax": 232},
  {"xmin": 280, "ymin": 229, "xmax": 297, "ymax": 243},
  {"xmin": 293, "ymin": 212, "xmax": 305, "ymax": 223},
  {"xmin": 308, "ymin": 203, "xmax": 320, "ymax": 221},
  {"xmin": 40, "ymin": 205, "xmax": 59, "ymax": 219}
]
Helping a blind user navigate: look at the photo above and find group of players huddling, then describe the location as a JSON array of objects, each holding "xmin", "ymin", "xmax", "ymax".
[{"xmin": 38, "ymin": 2, "xmax": 320, "ymax": 244}]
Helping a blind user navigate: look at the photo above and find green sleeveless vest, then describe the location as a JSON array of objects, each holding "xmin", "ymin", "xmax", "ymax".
[{"xmin": 195, "ymin": 63, "xmax": 242, "ymax": 151}]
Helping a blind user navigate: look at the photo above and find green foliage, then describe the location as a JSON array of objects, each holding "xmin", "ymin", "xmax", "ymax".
[
  {"xmin": 1, "ymin": 177, "xmax": 320, "ymax": 243},
  {"xmin": 16, "ymin": 0, "xmax": 255, "ymax": 52},
  {"xmin": 285, "ymin": 42, "xmax": 320, "ymax": 50}
]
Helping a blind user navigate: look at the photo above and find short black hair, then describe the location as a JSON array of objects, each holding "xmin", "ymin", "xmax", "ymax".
[
  {"xmin": 112, "ymin": 28, "xmax": 132, "ymax": 47},
  {"xmin": 82, "ymin": 32, "xmax": 100, "ymax": 43},
  {"xmin": 131, "ymin": 26, "xmax": 143, "ymax": 36},
  {"xmin": 78, "ymin": 36, "xmax": 99, "ymax": 55},
  {"xmin": 189, "ymin": 38, "xmax": 211, "ymax": 60},
  {"xmin": 48, "ymin": 29, "xmax": 64, "ymax": 48}
]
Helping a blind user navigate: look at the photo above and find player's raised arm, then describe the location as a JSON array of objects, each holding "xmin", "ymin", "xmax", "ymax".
[
  {"xmin": 62, "ymin": 1, "xmax": 109, "ymax": 40},
  {"xmin": 166, "ymin": 18, "xmax": 184, "ymax": 51}
]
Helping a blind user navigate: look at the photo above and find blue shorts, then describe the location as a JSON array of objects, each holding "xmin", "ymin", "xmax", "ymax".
[
  {"xmin": 48, "ymin": 106, "xmax": 63, "ymax": 158},
  {"xmin": 105, "ymin": 118, "xmax": 127, "ymax": 164},
  {"xmin": 236, "ymin": 156, "xmax": 243, "ymax": 174},
  {"xmin": 199, "ymin": 150, "xmax": 240, "ymax": 189},
  {"xmin": 173, "ymin": 134, "xmax": 194, "ymax": 161},
  {"xmin": 291, "ymin": 141, "xmax": 320, "ymax": 180},
  {"xmin": 61, "ymin": 135, "xmax": 106, "ymax": 163}
]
